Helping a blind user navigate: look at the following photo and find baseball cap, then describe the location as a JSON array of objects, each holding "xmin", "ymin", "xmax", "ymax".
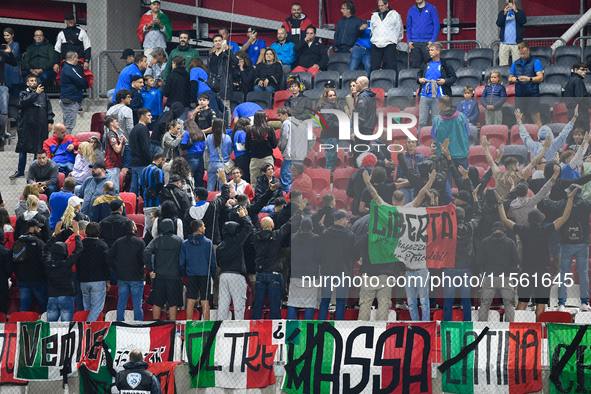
[
  {"xmin": 452, "ymin": 190, "xmax": 472, "ymax": 203},
  {"xmin": 121, "ymin": 48, "xmax": 135, "ymax": 59},
  {"xmin": 131, "ymin": 75, "xmax": 143, "ymax": 82},
  {"xmin": 491, "ymin": 221, "xmax": 506, "ymax": 232},
  {"xmin": 150, "ymin": 47, "xmax": 165, "ymax": 57},
  {"xmin": 169, "ymin": 174, "xmax": 182, "ymax": 183},
  {"xmin": 151, "ymin": 0, "xmax": 160, "ymax": 3},
  {"xmin": 25, "ymin": 218, "xmax": 41, "ymax": 228},
  {"xmin": 333, "ymin": 211, "xmax": 351, "ymax": 220},
  {"xmin": 324, "ymin": 80, "xmax": 336, "ymax": 89},
  {"xmin": 89, "ymin": 161, "xmax": 106, "ymax": 170},
  {"xmin": 194, "ymin": 187, "xmax": 208, "ymax": 200},
  {"xmin": 89, "ymin": 135, "xmax": 100, "ymax": 143},
  {"xmin": 68, "ymin": 196, "xmax": 83, "ymax": 208},
  {"xmin": 110, "ymin": 199, "xmax": 124, "ymax": 211},
  {"xmin": 64, "ymin": 12, "xmax": 75, "ymax": 21}
]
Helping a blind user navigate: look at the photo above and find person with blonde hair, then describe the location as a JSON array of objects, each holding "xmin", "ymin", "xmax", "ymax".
[
  {"xmin": 15, "ymin": 183, "xmax": 50, "ymax": 219},
  {"xmin": 71, "ymin": 141, "xmax": 95, "ymax": 185},
  {"xmin": 15, "ymin": 194, "xmax": 50, "ymax": 241},
  {"xmin": 481, "ymin": 69, "xmax": 507, "ymax": 125}
]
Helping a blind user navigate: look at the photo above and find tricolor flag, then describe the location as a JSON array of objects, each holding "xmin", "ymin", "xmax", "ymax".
[
  {"xmin": 547, "ymin": 323, "xmax": 591, "ymax": 394},
  {"xmin": 0, "ymin": 323, "xmax": 25, "ymax": 385},
  {"xmin": 185, "ymin": 320, "xmax": 281, "ymax": 389},
  {"xmin": 441, "ymin": 322, "xmax": 542, "ymax": 394},
  {"xmin": 369, "ymin": 202, "xmax": 457, "ymax": 269}
]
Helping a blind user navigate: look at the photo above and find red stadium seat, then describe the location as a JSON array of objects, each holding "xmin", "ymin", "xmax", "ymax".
[
  {"xmin": 91, "ymin": 112, "xmax": 106, "ymax": 134},
  {"xmin": 510, "ymin": 123, "xmax": 539, "ymax": 145},
  {"xmin": 505, "ymin": 84, "xmax": 515, "ymax": 105},
  {"xmin": 333, "ymin": 168, "xmax": 356, "ymax": 190},
  {"xmin": 432, "ymin": 309, "xmax": 463, "ymax": 322},
  {"xmin": 120, "ymin": 192, "xmax": 137, "ymax": 214},
  {"xmin": 477, "ymin": 105, "xmax": 485, "ymax": 125},
  {"xmin": 273, "ymin": 90, "xmax": 292, "ymax": 109},
  {"xmin": 102, "ymin": 296, "xmax": 118, "ymax": 314},
  {"xmin": 480, "ymin": 125, "xmax": 509, "ymax": 149},
  {"xmin": 343, "ymin": 309, "xmax": 359, "ymax": 320},
  {"xmin": 305, "ymin": 168, "xmax": 331, "ymax": 192},
  {"xmin": 415, "ymin": 146, "xmax": 432, "ymax": 157},
  {"xmin": 0, "ymin": 313, "xmax": 6, "ymax": 323},
  {"xmin": 538, "ymin": 311, "xmax": 572, "ymax": 323},
  {"xmin": 59, "ymin": 172, "xmax": 65, "ymax": 189},
  {"xmin": 419, "ymin": 127, "xmax": 434, "ymax": 146},
  {"xmin": 316, "ymin": 149, "xmax": 344, "ymax": 169},
  {"xmin": 75, "ymin": 131, "xmax": 101, "ymax": 143},
  {"xmin": 304, "ymin": 150, "xmax": 316, "ymax": 168},
  {"xmin": 8, "ymin": 311, "xmax": 39, "ymax": 322},
  {"xmin": 207, "ymin": 191, "xmax": 221, "ymax": 201},
  {"xmin": 137, "ymin": 196, "xmax": 144, "ymax": 214},
  {"xmin": 73, "ymin": 311, "xmax": 104, "ymax": 322},
  {"xmin": 474, "ymin": 85, "xmax": 485, "ymax": 106},
  {"xmin": 402, "ymin": 106, "xmax": 419, "ymax": 123},
  {"xmin": 468, "ymin": 146, "xmax": 496, "ymax": 170},
  {"xmin": 265, "ymin": 109, "xmax": 278, "ymax": 121},
  {"xmin": 273, "ymin": 147, "xmax": 283, "ymax": 168},
  {"xmin": 370, "ymin": 88, "xmax": 385, "ymax": 107},
  {"xmin": 553, "ymin": 103, "xmax": 568, "ymax": 123}
]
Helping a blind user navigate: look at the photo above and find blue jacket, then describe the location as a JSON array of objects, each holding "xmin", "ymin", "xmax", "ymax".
[
  {"xmin": 205, "ymin": 134, "xmax": 233, "ymax": 163},
  {"xmin": 59, "ymin": 62, "xmax": 88, "ymax": 103},
  {"xmin": 232, "ymin": 130, "xmax": 248, "ymax": 158},
  {"xmin": 48, "ymin": 190, "xmax": 75, "ymax": 230},
  {"xmin": 179, "ymin": 233, "xmax": 216, "ymax": 277},
  {"xmin": 355, "ymin": 22, "xmax": 371, "ymax": 49},
  {"xmin": 520, "ymin": 122, "xmax": 574, "ymax": 162},
  {"xmin": 457, "ymin": 99, "xmax": 480, "ymax": 124},
  {"xmin": 270, "ymin": 41, "xmax": 297, "ymax": 68},
  {"xmin": 496, "ymin": 8, "xmax": 527, "ymax": 44},
  {"xmin": 481, "ymin": 84, "xmax": 507, "ymax": 109},
  {"xmin": 334, "ymin": 16, "xmax": 363, "ymax": 49},
  {"xmin": 77, "ymin": 174, "xmax": 112, "ymax": 215},
  {"xmin": 511, "ymin": 57, "xmax": 542, "ymax": 97},
  {"xmin": 180, "ymin": 130, "xmax": 205, "ymax": 155},
  {"xmin": 112, "ymin": 63, "xmax": 142, "ymax": 102},
  {"xmin": 141, "ymin": 87, "xmax": 162, "ymax": 117},
  {"xmin": 406, "ymin": 2, "xmax": 440, "ymax": 43}
]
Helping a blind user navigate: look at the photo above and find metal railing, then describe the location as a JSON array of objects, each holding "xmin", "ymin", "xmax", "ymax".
[
  {"xmin": 489, "ymin": 37, "xmax": 567, "ymax": 66},
  {"xmin": 573, "ymin": 36, "xmax": 591, "ymax": 62},
  {"xmin": 438, "ymin": 39, "xmax": 482, "ymax": 51}
]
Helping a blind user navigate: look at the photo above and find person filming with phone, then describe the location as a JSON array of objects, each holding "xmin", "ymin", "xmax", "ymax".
[{"xmin": 496, "ymin": 0, "xmax": 527, "ymax": 67}]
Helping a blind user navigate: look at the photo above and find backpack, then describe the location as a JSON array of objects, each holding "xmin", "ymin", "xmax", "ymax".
[
  {"xmin": 561, "ymin": 216, "xmax": 585, "ymax": 244},
  {"xmin": 12, "ymin": 239, "xmax": 29, "ymax": 264}
]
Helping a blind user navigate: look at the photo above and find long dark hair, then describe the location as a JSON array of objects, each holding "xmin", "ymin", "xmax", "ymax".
[
  {"xmin": 317, "ymin": 88, "xmax": 337, "ymax": 110},
  {"xmin": 211, "ymin": 118, "xmax": 225, "ymax": 148},
  {"xmin": 231, "ymin": 117, "xmax": 251, "ymax": 144},
  {"xmin": 0, "ymin": 208, "xmax": 10, "ymax": 229},
  {"xmin": 250, "ymin": 111, "xmax": 270, "ymax": 144},
  {"xmin": 184, "ymin": 119, "xmax": 205, "ymax": 143},
  {"xmin": 169, "ymin": 157, "xmax": 191, "ymax": 179},
  {"xmin": 189, "ymin": 57, "xmax": 207, "ymax": 72}
]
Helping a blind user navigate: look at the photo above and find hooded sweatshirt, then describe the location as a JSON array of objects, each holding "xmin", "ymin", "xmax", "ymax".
[
  {"xmin": 319, "ymin": 224, "xmax": 357, "ymax": 277},
  {"xmin": 151, "ymin": 102, "xmax": 185, "ymax": 146},
  {"xmin": 251, "ymin": 211, "xmax": 300, "ymax": 273},
  {"xmin": 217, "ymin": 215, "xmax": 253, "ymax": 274},
  {"xmin": 179, "ymin": 233, "xmax": 216, "ymax": 277},
  {"xmin": 431, "ymin": 109, "xmax": 470, "ymax": 159},
  {"xmin": 476, "ymin": 231, "xmax": 519, "ymax": 275},
  {"xmin": 77, "ymin": 237, "xmax": 110, "ymax": 283},
  {"xmin": 143, "ymin": 219, "xmax": 183, "ymax": 278},
  {"xmin": 13, "ymin": 233, "xmax": 46, "ymax": 282},
  {"xmin": 44, "ymin": 235, "xmax": 83, "ymax": 297},
  {"xmin": 520, "ymin": 122, "xmax": 573, "ymax": 162}
]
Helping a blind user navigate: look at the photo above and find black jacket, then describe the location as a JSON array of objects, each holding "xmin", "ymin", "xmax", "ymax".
[
  {"xmin": 318, "ymin": 102, "xmax": 339, "ymax": 139},
  {"xmin": 475, "ymin": 190, "xmax": 502, "ymax": 241},
  {"xmin": 44, "ymin": 235, "xmax": 83, "ymax": 297},
  {"xmin": 16, "ymin": 88, "xmax": 54, "ymax": 154},
  {"xmin": 311, "ymin": 205, "xmax": 335, "ymax": 234},
  {"xmin": 417, "ymin": 59, "xmax": 458, "ymax": 97},
  {"xmin": 144, "ymin": 219, "xmax": 183, "ymax": 279},
  {"xmin": 564, "ymin": 73, "xmax": 590, "ymax": 111},
  {"xmin": 476, "ymin": 232, "xmax": 519, "ymax": 275},
  {"xmin": 129, "ymin": 123, "xmax": 152, "ymax": 167},
  {"xmin": 319, "ymin": 224, "xmax": 357, "ymax": 277},
  {"xmin": 228, "ymin": 188, "xmax": 274, "ymax": 229},
  {"xmin": 183, "ymin": 183, "xmax": 230, "ymax": 244},
  {"xmin": 528, "ymin": 161, "xmax": 591, "ymax": 207},
  {"xmin": 108, "ymin": 233, "xmax": 146, "ymax": 282},
  {"xmin": 77, "ymin": 237, "xmax": 110, "ymax": 283},
  {"xmin": 541, "ymin": 194, "xmax": 591, "ymax": 244},
  {"xmin": 162, "ymin": 66, "xmax": 191, "ymax": 109},
  {"xmin": 245, "ymin": 127, "xmax": 277, "ymax": 159},
  {"xmin": 397, "ymin": 153, "xmax": 448, "ymax": 198},
  {"xmin": 159, "ymin": 184, "xmax": 192, "ymax": 215},
  {"xmin": 0, "ymin": 51, "xmax": 17, "ymax": 85},
  {"xmin": 454, "ymin": 200, "xmax": 482, "ymax": 270},
  {"xmin": 291, "ymin": 230, "xmax": 321, "ymax": 278},
  {"xmin": 12, "ymin": 233, "xmax": 46, "ymax": 282},
  {"xmin": 0, "ymin": 243, "xmax": 12, "ymax": 292},
  {"xmin": 151, "ymin": 102, "xmax": 185, "ymax": 146},
  {"xmin": 233, "ymin": 65, "xmax": 255, "ymax": 94},
  {"xmin": 294, "ymin": 38, "xmax": 328, "ymax": 69},
  {"xmin": 15, "ymin": 212, "xmax": 50, "ymax": 243},
  {"xmin": 251, "ymin": 211, "xmax": 301, "ymax": 273},
  {"xmin": 217, "ymin": 215, "xmax": 253, "ymax": 274},
  {"xmin": 99, "ymin": 213, "xmax": 132, "ymax": 248},
  {"xmin": 207, "ymin": 49, "xmax": 239, "ymax": 100},
  {"xmin": 284, "ymin": 92, "xmax": 312, "ymax": 121},
  {"xmin": 116, "ymin": 361, "xmax": 162, "ymax": 394},
  {"xmin": 255, "ymin": 175, "xmax": 282, "ymax": 205},
  {"xmin": 354, "ymin": 88, "xmax": 377, "ymax": 133},
  {"xmin": 347, "ymin": 167, "xmax": 373, "ymax": 216},
  {"xmin": 496, "ymin": 8, "xmax": 527, "ymax": 44},
  {"xmin": 253, "ymin": 62, "xmax": 283, "ymax": 91}
]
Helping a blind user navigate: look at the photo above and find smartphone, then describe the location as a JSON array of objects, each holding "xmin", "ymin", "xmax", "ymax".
[
  {"xmin": 222, "ymin": 39, "xmax": 227, "ymax": 46},
  {"xmin": 508, "ymin": 2, "xmax": 513, "ymax": 6},
  {"xmin": 1, "ymin": 44, "xmax": 7, "ymax": 50}
]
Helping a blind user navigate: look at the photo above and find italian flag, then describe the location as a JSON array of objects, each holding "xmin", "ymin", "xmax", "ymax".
[
  {"xmin": 368, "ymin": 202, "xmax": 457, "ymax": 269},
  {"xmin": 441, "ymin": 322, "xmax": 542, "ymax": 394},
  {"xmin": 185, "ymin": 320, "xmax": 280, "ymax": 389}
]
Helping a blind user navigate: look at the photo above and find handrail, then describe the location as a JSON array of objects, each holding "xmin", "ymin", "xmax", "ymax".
[
  {"xmin": 437, "ymin": 40, "xmax": 482, "ymax": 51},
  {"xmin": 490, "ymin": 38, "xmax": 567, "ymax": 53},
  {"xmin": 96, "ymin": 50, "xmax": 143, "ymax": 98}
]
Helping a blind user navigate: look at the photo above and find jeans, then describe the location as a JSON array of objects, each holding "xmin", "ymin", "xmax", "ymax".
[
  {"xmin": 72, "ymin": 272, "xmax": 83, "ymax": 312},
  {"xmin": 47, "ymin": 296, "xmax": 75, "ymax": 322},
  {"xmin": 19, "ymin": 281, "xmax": 48, "ymax": 312},
  {"xmin": 447, "ymin": 158, "xmax": 469, "ymax": 205},
  {"xmin": 418, "ymin": 96, "xmax": 440, "ymax": 135},
  {"xmin": 252, "ymin": 272, "xmax": 283, "ymax": 320},
  {"xmin": 121, "ymin": 145, "xmax": 132, "ymax": 168},
  {"xmin": 57, "ymin": 162, "xmax": 75, "ymax": 174},
  {"xmin": 117, "ymin": 280, "xmax": 144, "ymax": 321},
  {"xmin": 254, "ymin": 85, "xmax": 276, "ymax": 93},
  {"xmin": 287, "ymin": 306, "xmax": 315, "ymax": 320},
  {"xmin": 442, "ymin": 268, "xmax": 472, "ymax": 321},
  {"xmin": 130, "ymin": 166, "xmax": 145, "ymax": 195},
  {"xmin": 18, "ymin": 152, "xmax": 37, "ymax": 174},
  {"xmin": 150, "ymin": 143, "xmax": 163, "ymax": 159},
  {"xmin": 280, "ymin": 159, "xmax": 303, "ymax": 193},
  {"xmin": 349, "ymin": 45, "xmax": 371, "ymax": 71},
  {"xmin": 320, "ymin": 138, "xmax": 338, "ymax": 171},
  {"xmin": 207, "ymin": 161, "xmax": 224, "ymax": 191},
  {"xmin": 106, "ymin": 168, "xmax": 121, "ymax": 193},
  {"xmin": 186, "ymin": 154, "xmax": 204, "ymax": 188},
  {"xmin": 60, "ymin": 99, "xmax": 80, "ymax": 135},
  {"xmin": 80, "ymin": 281, "xmax": 107, "ymax": 321},
  {"xmin": 558, "ymin": 243, "xmax": 590, "ymax": 305},
  {"xmin": 319, "ymin": 285, "xmax": 349, "ymax": 321},
  {"xmin": 406, "ymin": 269, "xmax": 430, "ymax": 321},
  {"xmin": 0, "ymin": 86, "xmax": 8, "ymax": 115}
]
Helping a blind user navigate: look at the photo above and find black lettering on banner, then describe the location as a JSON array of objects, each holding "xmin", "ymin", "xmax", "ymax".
[
  {"xmin": 438, "ymin": 328, "xmax": 488, "ymax": 383},
  {"xmin": 242, "ymin": 332, "xmax": 261, "ymax": 372},
  {"xmin": 551, "ymin": 344, "xmax": 573, "ymax": 393},
  {"xmin": 22, "ymin": 323, "xmax": 42, "ymax": 367},
  {"xmin": 429, "ymin": 213, "xmax": 441, "ymax": 238},
  {"xmin": 576, "ymin": 345, "xmax": 591, "ymax": 393},
  {"xmin": 465, "ymin": 332, "xmax": 477, "ymax": 385},
  {"xmin": 312, "ymin": 324, "xmax": 342, "ymax": 394},
  {"xmin": 496, "ymin": 330, "xmax": 503, "ymax": 385},
  {"xmin": 441, "ymin": 211, "xmax": 453, "ymax": 239},
  {"xmin": 444, "ymin": 331, "xmax": 461, "ymax": 385},
  {"xmin": 373, "ymin": 326, "xmax": 404, "ymax": 394},
  {"xmin": 224, "ymin": 332, "xmax": 242, "ymax": 373},
  {"xmin": 550, "ymin": 326, "xmax": 587, "ymax": 389},
  {"xmin": 405, "ymin": 214, "xmax": 417, "ymax": 242},
  {"xmin": 343, "ymin": 326, "xmax": 373, "ymax": 394},
  {"xmin": 0, "ymin": 333, "xmax": 17, "ymax": 375},
  {"xmin": 273, "ymin": 322, "xmax": 284, "ymax": 340},
  {"xmin": 41, "ymin": 334, "xmax": 58, "ymax": 367},
  {"xmin": 76, "ymin": 323, "xmax": 84, "ymax": 362},
  {"xmin": 403, "ymin": 327, "xmax": 431, "ymax": 393},
  {"xmin": 260, "ymin": 345, "xmax": 274, "ymax": 370},
  {"xmin": 521, "ymin": 329, "xmax": 539, "ymax": 383},
  {"xmin": 416, "ymin": 214, "xmax": 429, "ymax": 242},
  {"xmin": 371, "ymin": 206, "xmax": 388, "ymax": 237},
  {"xmin": 485, "ymin": 330, "xmax": 496, "ymax": 385},
  {"xmin": 59, "ymin": 330, "xmax": 77, "ymax": 367},
  {"xmin": 187, "ymin": 321, "xmax": 223, "ymax": 378},
  {"xmin": 88, "ymin": 328, "xmax": 109, "ymax": 361}
]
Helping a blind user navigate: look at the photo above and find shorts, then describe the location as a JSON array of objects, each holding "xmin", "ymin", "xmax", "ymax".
[
  {"xmin": 148, "ymin": 277, "xmax": 183, "ymax": 308},
  {"xmin": 517, "ymin": 266, "xmax": 550, "ymax": 305},
  {"xmin": 186, "ymin": 275, "xmax": 212, "ymax": 301},
  {"xmin": 515, "ymin": 94, "xmax": 541, "ymax": 115}
]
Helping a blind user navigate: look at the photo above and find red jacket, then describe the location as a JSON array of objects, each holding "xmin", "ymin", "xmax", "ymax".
[
  {"xmin": 43, "ymin": 134, "xmax": 79, "ymax": 165},
  {"xmin": 282, "ymin": 15, "xmax": 313, "ymax": 44},
  {"xmin": 291, "ymin": 173, "xmax": 315, "ymax": 204}
]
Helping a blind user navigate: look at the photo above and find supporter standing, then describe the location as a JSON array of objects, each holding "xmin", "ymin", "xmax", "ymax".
[
  {"xmin": 208, "ymin": 35, "xmax": 238, "ymax": 123},
  {"xmin": 205, "ymin": 119, "xmax": 232, "ymax": 192},
  {"xmin": 232, "ymin": 102, "xmax": 263, "ymax": 125},
  {"xmin": 162, "ymin": 31, "xmax": 199, "ymax": 82},
  {"xmin": 12, "ymin": 74, "xmax": 54, "ymax": 180},
  {"xmin": 282, "ymin": 3, "xmax": 313, "ymax": 44},
  {"xmin": 77, "ymin": 161, "xmax": 112, "ymax": 215},
  {"xmin": 233, "ymin": 51, "xmax": 255, "ymax": 96},
  {"xmin": 370, "ymin": 0, "xmax": 403, "ymax": 73},
  {"xmin": 103, "ymin": 115, "xmax": 126, "ymax": 192},
  {"xmin": 255, "ymin": 163, "xmax": 283, "ymax": 213},
  {"xmin": 162, "ymin": 56, "xmax": 191, "ymax": 110},
  {"xmin": 481, "ymin": 70, "xmax": 507, "ymax": 125},
  {"xmin": 564, "ymin": 61, "xmax": 591, "ymax": 134},
  {"xmin": 53, "ymin": 13, "xmax": 91, "ymax": 74},
  {"xmin": 141, "ymin": 152, "xmax": 165, "ymax": 232},
  {"xmin": 457, "ymin": 86, "xmax": 479, "ymax": 125},
  {"xmin": 129, "ymin": 75, "xmax": 144, "ymax": 124},
  {"xmin": 245, "ymin": 111, "xmax": 278, "ymax": 184},
  {"xmin": 230, "ymin": 118, "xmax": 252, "ymax": 183},
  {"xmin": 496, "ymin": 0, "xmax": 527, "ymax": 67},
  {"xmin": 99, "ymin": 199, "xmax": 130, "ymax": 249},
  {"xmin": 351, "ymin": 77, "xmax": 377, "ymax": 164},
  {"xmin": 270, "ymin": 28, "xmax": 297, "ymax": 73},
  {"xmin": 334, "ymin": 1, "xmax": 363, "ymax": 53},
  {"xmin": 59, "ymin": 51, "xmax": 89, "ymax": 134},
  {"xmin": 77, "ymin": 222, "xmax": 109, "ymax": 321},
  {"xmin": 106, "ymin": 90, "xmax": 134, "ymax": 164},
  {"xmin": 26, "ymin": 150, "xmax": 60, "ymax": 199},
  {"xmin": 316, "ymin": 89, "xmax": 340, "ymax": 171},
  {"xmin": 121, "ymin": 49, "xmax": 135, "ymax": 67},
  {"xmin": 292, "ymin": 26, "xmax": 328, "ymax": 78},
  {"xmin": 179, "ymin": 119, "xmax": 206, "ymax": 187},
  {"xmin": 112, "ymin": 54, "xmax": 147, "ymax": 103},
  {"xmin": 396, "ymin": 138, "xmax": 425, "ymax": 204},
  {"xmin": 349, "ymin": 22, "xmax": 371, "ymax": 72},
  {"xmin": 190, "ymin": 94, "xmax": 216, "ymax": 135},
  {"xmin": 0, "ymin": 231, "xmax": 11, "ymax": 314},
  {"xmin": 284, "ymin": 76, "xmax": 312, "ymax": 121},
  {"xmin": 145, "ymin": 47, "xmax": 166, "ymax": 84},
  {"xmin": 161, "ymin": 120, "xmax": 182, "ymax": 161},
  {"xmin": 137, "ymin": 0, "xmax": 172, "ymax": 64},
  {"xmin": 129, "ymin": 108, "xmax": 153, "ymax": 195},
  {"xmin": 278, "ymin": 106, "xmax": 313, "ymax": 192},
  {"xmin": 115, "ymin": 350, "xmax": 162, "ymax": 393},
  {"xmin": 509, "ymin": 42, "xmax": 544, "ymax": 128},
  {"xmin": 407, "ymin": 0, "xmax": 440, "ymax": 68},
  {"xmin": 48, "ymin": 176, "xmax": 76, "ymax": 230},
  {"xmin": 89, "ymin": 182, "xmax": 122, "ymax": 223},
  {"xmin": 108, "ymin": 220, "xmax": 145, "ymax": 321},
  {"xmin": 15, "ymin": 184, "xmax": 50, "ymax": 220},
  {"xmin": 519, "ymin": 108, "xmax": 576, "ymax": 162},
  {"xmin": 4, "ymin": 28, "xmax": 21, "ymax": 96},
  {"xmin": 141, "ymin": 75, "xmax": 163, "ymax": 129}
]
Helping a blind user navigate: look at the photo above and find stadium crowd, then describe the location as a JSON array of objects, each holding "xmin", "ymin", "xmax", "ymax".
[{"xmin": 1, "ymin": 0, "xmax": 591, "ymax": 324}]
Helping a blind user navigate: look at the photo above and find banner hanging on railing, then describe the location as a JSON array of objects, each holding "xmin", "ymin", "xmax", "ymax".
[{"xmin": 547, "ymin": 323, "xmax": 591, "ymax": 394}]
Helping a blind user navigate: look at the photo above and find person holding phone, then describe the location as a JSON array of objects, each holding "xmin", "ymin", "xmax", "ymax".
[
  {"xmin": 496, "ymin": 0, "xmax": 527, "ymax": 66},
  {"xmin": 0, "ymin": 36, "xmax": 17, "ymax": 140},
  {"xmin": 242, "ymin": 26, "xmax": 266, "ymax": 65}
]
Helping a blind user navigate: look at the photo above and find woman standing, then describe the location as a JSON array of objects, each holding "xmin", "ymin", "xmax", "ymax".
[
  {"xmin": 205, "ymin": 118, "xmax": 233, "ymax": 191},
  {"xmin": 169, "ymin": 157, "xmax": 196, "ymax": 205},
  {"xmin": 230, "ymin": 117, "xmax": 251, "ymax": 183},
  {"xmin": 245, "ymin": 111, "xmax": 277, "ymax": 184},
  {"xmin": 316, "ymin": 88, "xmax": 340, "ymax": 171},
  {"xmin": 253, "ymin": 49, "xmax": 283, "ymax": 92},
  {"xmin": 14, "ymin": 195, "xmax": 50, "ymax": 242},
  {"xmin": 3, "ymin": 28, "xmax": 21, "ymax": 96},
  {"xmin": 180, "ymin": 119, "xmax": 206, "ymax": 187},
  {"xmin": 233, "ymin": 51, "xmax": 255, "ymax": 95},
  {"xmin": 71, "ymin": 141, "xmax": 95, "ymax": 185}
]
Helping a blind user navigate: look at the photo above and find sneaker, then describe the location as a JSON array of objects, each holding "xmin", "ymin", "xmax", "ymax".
[
  {"xmin": 581, "ymin": 303, "xmax": 591, "ymax": 312},
  {"xmin": 9, "ymin": 171, "xmax": 24, "ymax": 180},
  {"xmin": 557, "ymin": 304, "xmax": 566, "ymax": 312},
  {"xmin": 3, "ymin": 133, "xmax": 12, "ymax": 138},
  {"xmin": 395, "ymin": 302, "xmax": 408, "ymax": 310}
]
